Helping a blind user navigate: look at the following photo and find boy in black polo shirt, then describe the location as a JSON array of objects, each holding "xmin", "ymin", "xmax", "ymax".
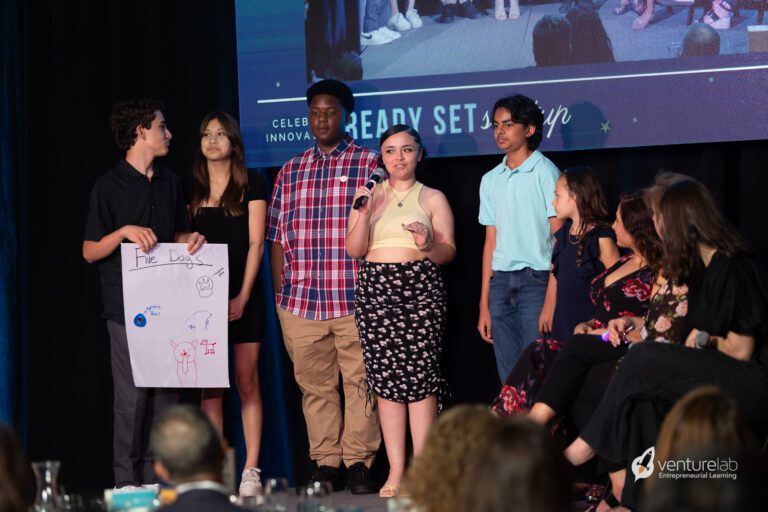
[{"xmin": 83, "ymin": 98, "xmax": 205, "ymax": 489}]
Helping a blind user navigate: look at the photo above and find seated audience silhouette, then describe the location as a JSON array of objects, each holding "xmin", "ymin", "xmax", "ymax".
[
  {"xmin": 151, "ymin": 405, "xmax": 243, "ymax": 512},
  {"xmin": 462, "ymin": 417, "xmax": 572, "ymax": 512},
  {"xmin": 566, "ymin": 5, "xmax": 615, "ymax": 64},
  {"xmin": 532, "ymin": 15, "xmax": 572, "ymax": 66},
  {"xmin": 0, "ymin": 422, "xmax": 35, "ymax": 512},
  {"xmin": 401, "ymin": 405, "xmax": 501, "ymax": 512},
  {"xmin": 645, "ymin": 386, "xmax": 763, "ymax": 510},
  {"xmin": 682, "ymin": 23, "xmax": 721, "ymax": 57}
]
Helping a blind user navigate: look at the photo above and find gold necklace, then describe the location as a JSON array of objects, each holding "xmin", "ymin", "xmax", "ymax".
[{"xmin": 390, "ymin": 183, "xmax": 417, "ymax": 208}]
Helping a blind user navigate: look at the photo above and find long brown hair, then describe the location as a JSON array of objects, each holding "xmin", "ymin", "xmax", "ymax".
[
  {"xmin": 562, "ymin": 166, "xmax": 613, "ymax": 266},
  {"xmin": 657, "ymin": 178, "xmax": 747, "ymax": 285},
  {"xmin": 461, "ymin": 417, "xmax": 571, "ymax": 512},
  {"xmin": 649, "ymin": 386, "xmax": 756, "ymax": 490},
  {"xmin": 618, "ymin": 191, "xmax": 662, "ymax": 270},
  {"xmin": 401, "ymin": 405, "xmax": 502, "ymax": 512},
  {"xmin": 0, "ymin": 423, "xmax": 35, "ymax": 512},
  {"xmin": 190, "ymin": 111, "xmax": 248, "ymax": 216}
]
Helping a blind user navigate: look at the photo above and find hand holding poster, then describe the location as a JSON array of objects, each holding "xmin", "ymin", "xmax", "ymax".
[{"xmin": 121, "ymin": 243, "xmax": 229, "ymax": 388}]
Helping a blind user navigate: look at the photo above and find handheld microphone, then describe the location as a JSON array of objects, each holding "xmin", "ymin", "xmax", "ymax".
[{"xmin": 352, "ymin": 167, "xmax": 387, "ymax": 210}]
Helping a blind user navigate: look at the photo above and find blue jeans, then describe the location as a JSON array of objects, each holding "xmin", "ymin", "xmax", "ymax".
[{"xmin": 489, "ymin": 268, "xmax": 549, "ymax": 382}]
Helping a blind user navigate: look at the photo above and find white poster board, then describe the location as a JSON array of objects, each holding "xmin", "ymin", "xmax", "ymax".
[{"xmin": 121, "ymin": 243, "xmax": 229, "ymax": 388}]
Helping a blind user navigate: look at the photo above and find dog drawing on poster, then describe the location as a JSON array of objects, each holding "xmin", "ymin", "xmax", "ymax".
[{"xmin": 168, "ymin": 310, "xmax": 212, "ymax": 387}]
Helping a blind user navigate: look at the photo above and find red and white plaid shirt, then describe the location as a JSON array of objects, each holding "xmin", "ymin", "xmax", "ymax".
[{"xmin": 267, "ymin": 134, "xmax": 379, "ymax": 320}]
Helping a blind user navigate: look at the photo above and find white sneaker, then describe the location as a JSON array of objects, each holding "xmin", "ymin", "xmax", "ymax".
[
  {"xmin": 387, "ymin": 12, "xmax": 412, "ymax": 31},
  {"xmin": 361, "ymin": 29, "xmax": 393, "ymax": 46},
  {"xmin": 239, "ymin": 467, "xmax": 262, "ymax": 497},
  {"xmin": 112, "ymin": 485, "xmax": 144, "ymax": 494},
  {"xmin": 141, "ymin": 484, "xmax": 160, "ymax": 495},
  {"xmin": 405, "ymin": 9, "xmax": 423, "ymax": 28},
  {"xmin": 378, "ymin": 26, "xmax": 402, "ymax": 40}
]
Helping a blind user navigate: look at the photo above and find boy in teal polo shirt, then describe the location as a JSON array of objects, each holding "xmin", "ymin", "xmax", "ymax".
[{"xmin": 477, "ymin": 94, "xmax": 562, "ymax": 382}]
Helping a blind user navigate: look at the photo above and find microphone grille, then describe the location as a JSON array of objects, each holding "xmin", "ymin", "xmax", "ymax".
[{"xmin": 371, "ymin": 167, "xmax": 388, "ymax": 182}]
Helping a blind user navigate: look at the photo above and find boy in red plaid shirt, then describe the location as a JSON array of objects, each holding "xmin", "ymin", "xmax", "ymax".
[{"xmin": 267, "ymin": 80, "xmax": 381, "ymax": 494}]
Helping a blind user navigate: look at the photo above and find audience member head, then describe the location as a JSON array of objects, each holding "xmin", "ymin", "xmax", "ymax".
[
  {"xmin": 646, "ymin": 387, "xmax": 762, "ymax": 511},
  {"xmin": 0, "ymin": 423, "xmax": 35, "ymax": 512},
  {"xmin": 306, "ymin": 79, "xmax": 352, "ymax": 151},
  {"xmin": 462, "ymin": 417, "xmax": 571, "ymax": 512},
  {"xmin": 533, "ymin": 15, "xmax": 572, "ymax": 67},
  {"xmin": 109, "ymin": 98, "xmax": 166, "ymax": 151},
  {"xmin": 652, "ymin": 386, "xmax": 756, "ymax": 476},
  {"xmin": 656, "ymin": 178, "xmax": 746, "ymax": 285},
  {"xmin": 150, "ymin": 405, "xmax": 224, "ymax": 485},
  {"xmin": 616, "ymin": 191, "xmax": 663, "ymax": 269},
  {"xmin": 644, "ymin": 449, "xmax": 768, "ymax": 512},
  {"xmin": 401, "ymin": 405, "xmax": 501, "ymax": 512},
  {"xmin": 682, "ymin": 23, "xmax": 720, "ymax": 57},
  {"xmin": 325, "ymin": 51, "xmax": 363, "ymax": 81},
  {"xmin": 566, "ymin": 5, "xmax": 615, "ymax": 64},
  {"xmin": 491, "ymin": 95, "xmax": 544, "ymax": 150},
  {"xmin": 191, "ymin": 111, "xmax": 247, "ymax": 216}
]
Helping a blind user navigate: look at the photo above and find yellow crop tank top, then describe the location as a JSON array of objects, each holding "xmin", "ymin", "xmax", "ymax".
[{"xmin": 369, "ymin": 181, "xmax": 432, "ymax": 251}]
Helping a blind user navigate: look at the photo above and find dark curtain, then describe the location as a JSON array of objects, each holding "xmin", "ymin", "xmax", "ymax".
[
  {"xmin": 17, "ymin": 0, "xmax": 768, "ymax": 493},
  {"xmin": 1, "ymin": 0, "xmax": 27, "ymax": 428}
]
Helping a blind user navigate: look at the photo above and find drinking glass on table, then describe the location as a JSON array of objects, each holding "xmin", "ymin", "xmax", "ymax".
[{"xmin": 262, "ymin": 478, "xmax": 289, "ymax": 511}]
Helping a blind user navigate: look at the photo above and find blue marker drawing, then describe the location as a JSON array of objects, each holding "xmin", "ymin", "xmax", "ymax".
[{"xmin": 134, "ymin": 313, "xmax": 147, "ymax": 328}]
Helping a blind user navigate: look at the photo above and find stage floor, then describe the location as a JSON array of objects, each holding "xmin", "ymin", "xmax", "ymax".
[{"xmin": 361, "ymin": 1, "xmax": 761, "ymax": 79}]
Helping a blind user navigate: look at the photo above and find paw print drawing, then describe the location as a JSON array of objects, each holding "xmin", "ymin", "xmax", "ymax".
[{"xmin": 196, "ymin": 276, "xmax": 213, "ymax": 298}]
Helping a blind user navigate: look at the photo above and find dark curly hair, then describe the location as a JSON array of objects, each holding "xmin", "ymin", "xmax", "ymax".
[
  {"xmin": 618, "ymin": 191, "xmax": 662, "ymax": 270},
  {"xmin": 561, "ymin": 166, "xmax": 613, "ymax": 266},
  {"xmin": 109, "ymin": 98, "xmax": 165, "ymax": 150},
  {"xmin": 492, "ymin": 95, "xmax": 544, "ymax": 150}
]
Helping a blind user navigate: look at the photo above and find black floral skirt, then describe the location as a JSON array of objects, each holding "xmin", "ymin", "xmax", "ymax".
[{"xmin": 355, "ymin": 259, "xmax": 447, "ymax": 404}]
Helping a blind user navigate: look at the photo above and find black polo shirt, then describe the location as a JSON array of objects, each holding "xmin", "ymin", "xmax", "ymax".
[{"xmin": 84, "ymin": 159, "xmax": 190, "ymax": 325}]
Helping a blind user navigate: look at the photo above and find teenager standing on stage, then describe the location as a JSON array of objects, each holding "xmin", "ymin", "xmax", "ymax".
[
  {"xmin": 188, "ymin": 111, "xmax": 267, "ymax": 497},
  {"xmin": 83, "ymin": 98, "xmax": 205, "ymax": 489},
  {"xmin": 477, "ymin": 94, "xmax": 563, "ymax": 382},
  {"xmin": 267, "ymin": 80, "xmax": 380, "ymax": 494},
  {"xmin": 347, "ymin": 124, "xmax": 456, "ymax": 497}
]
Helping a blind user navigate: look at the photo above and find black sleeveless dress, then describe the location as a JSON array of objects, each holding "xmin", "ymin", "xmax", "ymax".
[{"xmin": 190, "ymin": 172, "xmax": 266, "ymax": 343}]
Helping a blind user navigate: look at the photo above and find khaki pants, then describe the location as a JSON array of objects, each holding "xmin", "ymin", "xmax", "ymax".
[{"xmin": 276, "ymin": 307, "xmax": 381, "ymax": 468}]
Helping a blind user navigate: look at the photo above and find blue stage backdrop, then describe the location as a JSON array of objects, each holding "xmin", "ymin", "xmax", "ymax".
[
  {"xmin": 235, "ymin": 0, "xmax": 768, "ymax": 168},
  {"xmin": 0, "ymin": 0, "xmax": 23, "ymax": 425}
]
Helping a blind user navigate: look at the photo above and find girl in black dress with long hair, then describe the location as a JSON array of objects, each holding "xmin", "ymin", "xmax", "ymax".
[{"xmin": 189, "ymin": 112, "xmax": 267, "ymax": 497}]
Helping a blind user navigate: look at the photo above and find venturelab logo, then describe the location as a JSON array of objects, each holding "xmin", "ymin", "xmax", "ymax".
[
  {"xmin": 633, "ymin": 446, "xmax": 739, "ymax": 483},
  {"xmin": 632, "ymin": 447, "xmax": 656, "ymax": 482}
]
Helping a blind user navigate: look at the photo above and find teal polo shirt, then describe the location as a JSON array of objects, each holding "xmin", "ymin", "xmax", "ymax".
[{"xmin": 478, "ymin": 150, "xmax": 560, "ymax": 271}]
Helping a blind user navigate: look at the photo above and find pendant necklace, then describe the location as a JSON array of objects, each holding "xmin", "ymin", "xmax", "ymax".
[{"xmin": 391, "ymin": 183, "xmax": 416, "ymax": 208}]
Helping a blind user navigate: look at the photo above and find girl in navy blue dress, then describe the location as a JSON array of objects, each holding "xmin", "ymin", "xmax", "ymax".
[
  {"xmin": 188, "ymin": 112, "xmax": 267, "ymax": 497},
  {"xmin": 493, "ymin": 166, "xmax": 619, "ymax": 414}
]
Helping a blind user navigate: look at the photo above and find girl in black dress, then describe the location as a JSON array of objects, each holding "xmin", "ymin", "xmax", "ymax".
[
  {"xmin": 189, "ymin": 112, "xmax": 267, "ymax": 497},
  {"xmin": 526, "ymin": 191, "xmax": 662, "ymax": 427},
  {"xmin": 564, "ymin": 177, "xmax": 768, "ymax": 510},
  {"xmin": 491, "ymin": 167, "xmax": 619, "ymax": 416}
]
